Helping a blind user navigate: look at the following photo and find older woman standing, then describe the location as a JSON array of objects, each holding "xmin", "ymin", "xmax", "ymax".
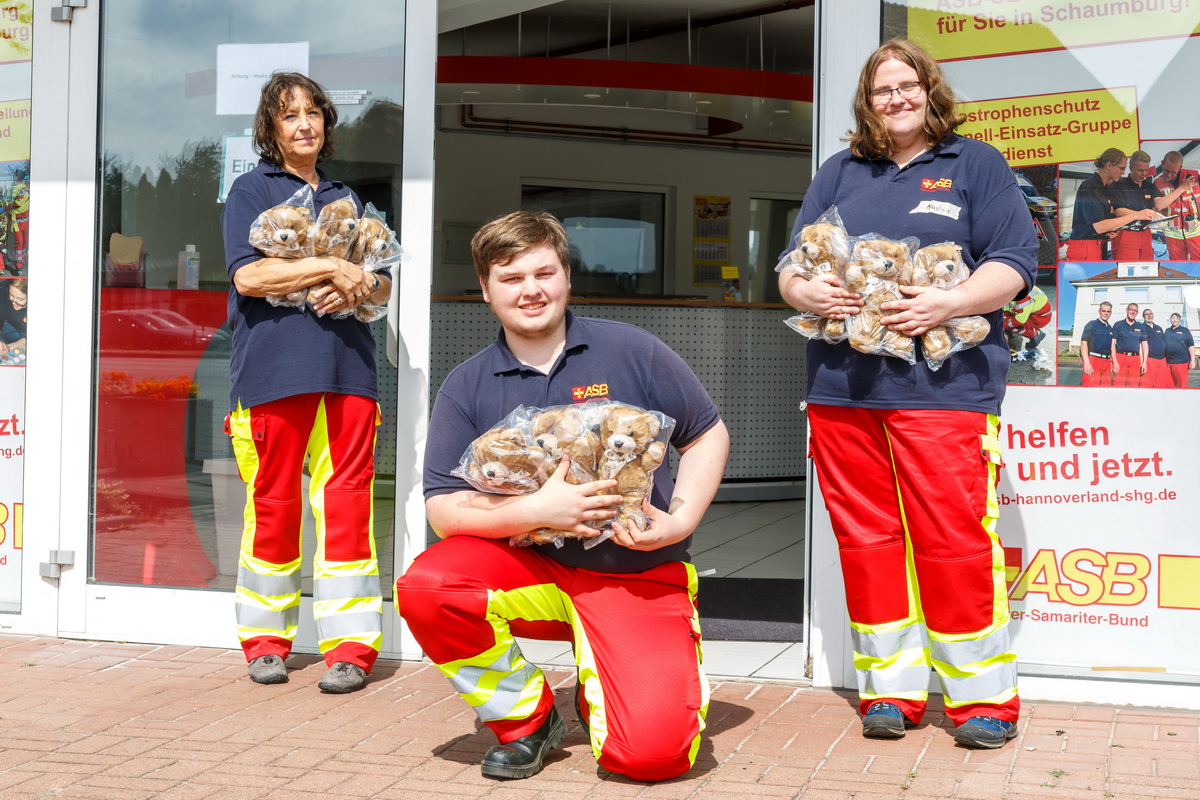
[
  {"xmin": 221, "ymin": 72, "xmax": 392, "ymax": 693},
  {"xmin": 779, "ymin": 39, "xmax": 1034, "ymax": 748}
]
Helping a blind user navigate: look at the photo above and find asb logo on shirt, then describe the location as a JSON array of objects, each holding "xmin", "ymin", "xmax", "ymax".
[
  {"xmin": 572, "ymin": 383, "xmax": 610, "ymax": 401},
  {"xmin": 920, "ymin": 177, "xmax": 953, "ymax": 192}
]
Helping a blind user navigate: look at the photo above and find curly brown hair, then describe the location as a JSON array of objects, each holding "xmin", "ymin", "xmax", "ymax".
[
  {"xmin": 848, "ymin": 38, "xmax": 965, "ymax": 160},
  {"xmin": 253, "ymin": 72, "xmax": 338, "ymax": 167},
  {"xmin": 471, "ymin": 211, "xmax": 573, "ymax": 282}
]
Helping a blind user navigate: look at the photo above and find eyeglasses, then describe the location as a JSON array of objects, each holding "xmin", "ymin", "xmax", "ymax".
[{"xmin": 870, "ymin": 81, "xmax": 922, "ymax": 102}]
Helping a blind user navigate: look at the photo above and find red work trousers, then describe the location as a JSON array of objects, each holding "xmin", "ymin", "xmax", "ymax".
[
  {"xmin": 1082, "ymin": 354, "xmax": 1113, "ymax": 387},
  {"xmin": 807, "ymin": 404, "xmax": 1018, "ymax": 727},
  {"xmin": 1169, "ymin": 362, "xmax": 1191, "ymax": 388},
  {"xmin": 1143, "ymin": 357, "xmax": 1169, "ymax": 388},
  {"xmin": 1165, "ymin": 235, "xmax": 1200, "ymax": 261},
  {"xmin": 229, "ymin": 393, "xmax": 382, "ymax": 671},
  {"xmin": 1111, "ymin": 229, "xmax": 1153, "ymax": 262},
  {"xmin": 396, "ymin": 536, "xmax": 706, "ymax": 782},
  {"xmin": 1113, "ymin": 353, "xmax": 1143, "ymax": 387},
  {"xmin": 1065, "ymin": 238, "xmax": 1103, "ymax": 262}
]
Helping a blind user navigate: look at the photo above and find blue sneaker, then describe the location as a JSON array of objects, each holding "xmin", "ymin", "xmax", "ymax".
[
  {"xmin": 862, "ymin": 701, "xmax": 914, "ymax": 739},
  {"xmin": 954, "ymin": 716, "xmax": 1018, "ymax": 749}
]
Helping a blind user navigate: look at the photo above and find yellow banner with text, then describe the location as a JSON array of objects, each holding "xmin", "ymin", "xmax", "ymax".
[
  {"xmin": 908, "ymin": 1, "xmax": 1200, "ymax": 61},
  {"xmin": 957, "ymin": 86, "xmax": 1139, "ymax": 166}
]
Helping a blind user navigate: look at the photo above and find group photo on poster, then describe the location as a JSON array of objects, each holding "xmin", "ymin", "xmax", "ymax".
[{"xmin": 874, "ymin": 0, "xmax": 1200, "ymax": 679}]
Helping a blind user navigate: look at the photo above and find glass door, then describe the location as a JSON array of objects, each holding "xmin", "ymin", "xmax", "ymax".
[{"xmin": 59, "ymin": 0, "xmax": 409, "ymax": 651}]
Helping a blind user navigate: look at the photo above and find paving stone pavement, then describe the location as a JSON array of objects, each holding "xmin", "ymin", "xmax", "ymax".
[{"xmin": 1, "ymin": 634, "xmax": 1197, "ymax": 799}]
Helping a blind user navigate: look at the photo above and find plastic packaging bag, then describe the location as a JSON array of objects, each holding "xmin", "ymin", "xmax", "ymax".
[
  {"xmin": 776, "ymin": 206, "xmax": 852, "ymax": 344},
  {"xmin": 251, "ymin": 186, "xmax": 316, "ymax": 308},
  {"xmin": 906, "ymin": 243, "xmax": 990, "ymax": 370},
  {"xmin": 451, "ymin": 400, "xmax": 676, "ymax": 549},
  {"xmin": 842, "ymin": 235, "xmax": 919, "ymax": 363},
  {"xmin": 334, "ymin": 203, "xmax": 406, "ymax": 323}
]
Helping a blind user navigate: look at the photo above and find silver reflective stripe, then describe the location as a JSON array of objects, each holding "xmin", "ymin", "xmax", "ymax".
[
  {"xmin": 238, "ymin": 566, "xmax": 300, "ymax": 598},
  {"xmin": 451, "ymin": 647, "xmax": 540, "ymax": 721},
  {"xmin": 930, "ymin": 626, "xmax": 1013, "ymax": 669},
  {"xmin": 852, "ymin": 623, "xmax": 926, "ymax": 660},
  {"xmin": 940, "ymin": 661, "xmax": 1019, "ymax": 706},
  {"xmin": 315, "ymin": 574, "xmax": 382, "ymax": 602},
  {"xmin": 859, "ymin": 664, "xmax": 930, "ymax": 698},
  {"xmin": 236, "ymin": 603, "xmax": 300, "ymax": 631},
  {"xmin": 315, "ymin": 610, "xmax": 382, "ymax": 640}
]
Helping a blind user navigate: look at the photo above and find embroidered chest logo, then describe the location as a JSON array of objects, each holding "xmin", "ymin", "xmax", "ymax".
[
  {"xmin": 920, "ymin": 177, "xmax": 953, "ymax": 192},
  {"xmin": 572, "ymin": 383, "xmax": 610, "ymax": 401}
]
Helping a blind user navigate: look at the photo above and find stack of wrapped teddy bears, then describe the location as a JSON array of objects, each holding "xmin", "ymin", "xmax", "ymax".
[
  {"xmin": 453, "ymin": 401, "xmax": 675, "ymax": 549},
  {"xmin": 776, "ymin": 206, "xmax": 990, "ymax": 371},
  {"xmin": 249, "ymin": 185, "xmax": 405, "ymax": 323}
]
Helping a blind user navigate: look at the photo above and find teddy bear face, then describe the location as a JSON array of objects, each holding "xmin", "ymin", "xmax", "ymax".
[
  {"xmin": 312, "ymin": 197, "xmax": 359, "ymax": 258},
  {"xmin": 798, "ymin": 222, "xmax": 850, "ymax": 276},
  {"xmin": 254, "ymin": 205, "xmax": 312, "ymax": 256},
  {"xmin": 599, "ymin": 406, "xmax": 661, "ymax": 459},
  {"xmin": 911, "ymin": 243, "xmax": 969, "ymax": 290},
  {"xmin": 530, "ymin": 407, "xmax": 599, "ymax": 480},
  {"xmin": 348, "ymin": 217, "xmax": 395, "ymax": 264},
  {"xmin": 846, "ymin": 239, "xmax": 907, "ymax": 296},
  {"xmin": 469, "ymin": 427, "xmax": 546, "ymax": 491}
]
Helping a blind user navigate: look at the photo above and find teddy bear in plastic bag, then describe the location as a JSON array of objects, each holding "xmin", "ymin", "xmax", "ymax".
[
  {"xmin": 843, "ymin": 236, "xmax": 918, "ymax": 363},
  {"xmin": 452, "ymin": 401, "xmax": 675, "ymax": 550},
  {"xmin": 776, "ymin": 206, "xmax": 852, "ymax": 344},
  {"xmin": 250, "ymin": 186, "xmax": 316, "ymax": 308},
  {"xmin": 906, "ymin": 242, "xmax": 991, "ymax": 370}
]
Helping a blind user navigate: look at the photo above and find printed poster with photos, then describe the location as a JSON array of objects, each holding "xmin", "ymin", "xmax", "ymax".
[
  {"xmin": 874, "ymin": 1, "xmax": 1200, "ymax": 680},
  {"xmin": 0, "ymin": 0, "xmax": 32, "ymax": 612}
]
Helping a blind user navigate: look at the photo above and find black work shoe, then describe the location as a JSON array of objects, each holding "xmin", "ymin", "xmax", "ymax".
[
  {"xmin": 862, "ymin": 701, "xmax": 914, "ymax": 739},
  {"xmin": 318, "ymin": 661, "xmax": 367, "ymax": 694},
  {"xmin": 481, "ymin": 707, "xmax": 567, "ymax": 780},
  {"xmin": 248, "ymin": 654, "xmax": 288, "ymax": 685}
]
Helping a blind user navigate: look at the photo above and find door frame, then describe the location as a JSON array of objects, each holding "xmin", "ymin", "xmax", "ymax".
[{"xmin": 16, "ymin": 0, "xmax": 438, "ymax": 659}]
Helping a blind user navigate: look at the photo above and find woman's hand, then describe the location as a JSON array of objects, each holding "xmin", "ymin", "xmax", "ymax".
[
  {"xmin": 779, "ymin": 271, "xmax": 864, "ymax": 319},
  {"xmin": 880, "ymin": 285, "xmax": 963, "ymax": 336},
  {"xmin": 309, "ymin": 258, "xmax": 375, "ymax": 314}
]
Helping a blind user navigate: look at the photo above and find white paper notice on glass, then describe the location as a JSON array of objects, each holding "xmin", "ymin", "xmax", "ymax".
[{"xmin": 216, "ymin": 42, "xmax": 309, "ymax": 116}]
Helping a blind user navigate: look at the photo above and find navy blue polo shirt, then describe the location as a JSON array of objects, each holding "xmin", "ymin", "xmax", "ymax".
[
  {"xmin": 1143, "ymin": 321, "xmax": 1166, "ymax": 359},
  {"xmin": 221, "ymin": 158, "xmax": 390, "ymax": 411},
  {"xmin": 1070, "ymin": 174, "xmax": 1114, "ymax": 241},
  {"xmin": 1165, "ymin": 325, "xmax": 1195, "ymax": 364},
  {"xmin": 1080, "ymin": 318, "xmax": 1115, "ymax": 356},
  {"xmin": 784, "ymin": 134, "xmax": 1037, "ymax": 415},
  {"xmin": 424, "ymin": 311, "xmax": 722, "ymax": 574},
  {"xmin": 1112, "ymin": 318, "xmax": 1148, "ymax": 356},
  {"xmin": 1108, "ymin": 176, "xmax": 1162, "ymax": 213}
]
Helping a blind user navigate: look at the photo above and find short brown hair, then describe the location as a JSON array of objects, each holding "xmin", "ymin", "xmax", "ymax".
[
  {"xmin": 253, "ymin": 72, "xmax": 338, "ymax": 166},
  {"xmin": 1130, "ymin": 150, "xmax": 1151, "ymax": 166},
  {"xmin": 848, "ymin": 38, "xmax": 965, "ymax": 160},
  {"xmin": 471, "ymin": 211, "xmax": 572, "ymax": 282}
]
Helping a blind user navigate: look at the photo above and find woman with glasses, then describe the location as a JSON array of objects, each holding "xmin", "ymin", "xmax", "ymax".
[{"xmin": 778, "ymin": 39, "xmax": 1035, "ymax": 749}]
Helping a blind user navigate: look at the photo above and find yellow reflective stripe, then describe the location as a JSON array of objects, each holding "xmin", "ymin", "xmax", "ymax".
[
  {"xmin": 439, "ymin": 637, "xmax": 546, "ymax": 721},
  {"xmin": 318, "ymin": 630, "xmax": 383, "ymax": 654},
  {"xmin": 305, "ymin": 397, "xmax": 381, "ymax": 563},
  {"xmin": 434, "ymin": 584, "xmax": 569, "ymax": 723},
  {"xmin": 313, "ymin": 595, "xmax": 383, "ymax": 618},
  {"xmin": 849, "ymin": 613, "xmax": 920, "ymax": 637}
]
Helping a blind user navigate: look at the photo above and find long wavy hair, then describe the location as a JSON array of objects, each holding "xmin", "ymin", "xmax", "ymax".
[
  {"xmin": 253, "ymin": 72, "xmax": 338, "ymax": 166},
  {"xmin": 848, "ymin": 38, "xmax": 965, "ymax": 160}
]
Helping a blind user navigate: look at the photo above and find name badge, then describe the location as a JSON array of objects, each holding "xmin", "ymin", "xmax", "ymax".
[{"xmin": 911, "ymin": 200, "xmax": 961, "ymax": 219}]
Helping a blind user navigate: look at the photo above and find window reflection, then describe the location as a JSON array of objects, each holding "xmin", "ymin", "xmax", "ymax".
[{"xmin": 93, "ymin": 1, "xmax": 405, "ymax": 591}]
